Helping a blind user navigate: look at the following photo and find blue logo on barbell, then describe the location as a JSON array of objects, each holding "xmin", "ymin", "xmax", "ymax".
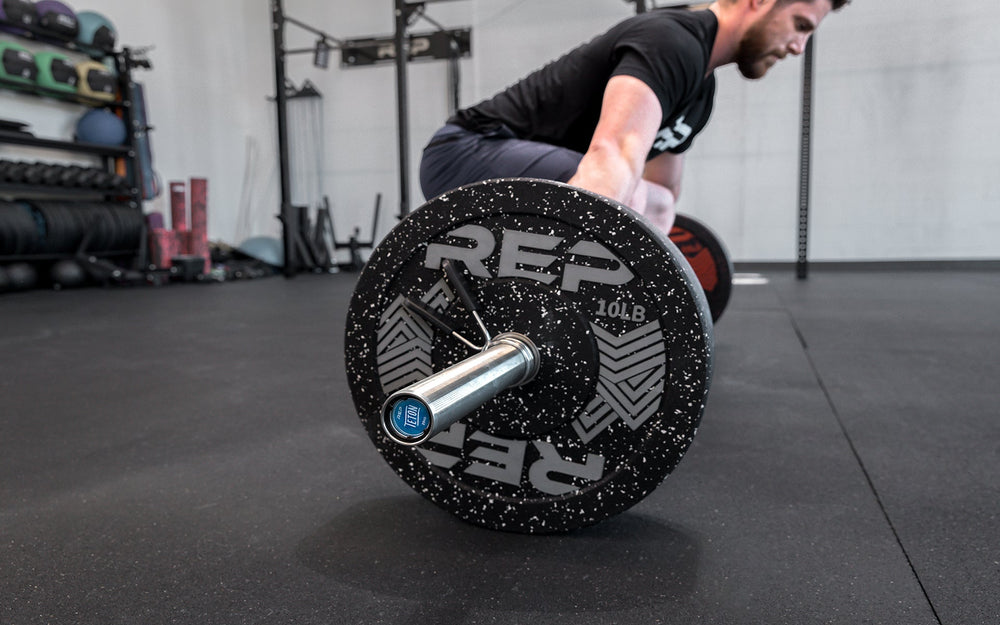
[{"xmin": 389, "ymin": 398, "xmax": 430, "ymax": 438}]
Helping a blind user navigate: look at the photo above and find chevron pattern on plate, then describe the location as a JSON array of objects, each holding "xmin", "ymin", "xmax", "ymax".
[
  {"xmin": 572, "ymin": 320, "xmax": 667, "ymax": 444},
  {"xmin": 376, "ymin": 279, "xmax": 454, "ymax": 394}
]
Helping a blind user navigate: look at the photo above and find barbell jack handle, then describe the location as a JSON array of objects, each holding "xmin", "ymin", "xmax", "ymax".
[
  {"xmin": 441, "ymin": 259, "xmax": 491, "ymax": 344},
  {"xmin": 402, "ymin": 296, "xmax": 482, "ymax": 351},
  {"xmin": 381, "ymin": 333, "xmax": 540, "ymax": 446}
]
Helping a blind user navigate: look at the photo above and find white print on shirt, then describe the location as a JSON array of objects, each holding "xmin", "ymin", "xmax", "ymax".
[{"xmin": 652, "ymin": 115, "xmax": 693, "ymax": 152}]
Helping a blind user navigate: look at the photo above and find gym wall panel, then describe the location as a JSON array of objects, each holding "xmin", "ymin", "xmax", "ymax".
[{"xmin": 804, "ymin": 0, "xmax": 1000, "ymax": 261}]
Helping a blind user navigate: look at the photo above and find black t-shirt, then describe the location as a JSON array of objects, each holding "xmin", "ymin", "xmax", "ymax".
[{"xmin": 450, "ymin": 9, "xmax": 718, "ymax": 159}]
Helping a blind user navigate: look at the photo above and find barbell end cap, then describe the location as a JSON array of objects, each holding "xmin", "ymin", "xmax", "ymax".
[{"xmin": 382, "ymin": 395, "xmax": 433, "ymax": 446}]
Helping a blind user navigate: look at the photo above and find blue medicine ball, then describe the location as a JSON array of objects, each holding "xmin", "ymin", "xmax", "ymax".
[{"xmin": 75, "ymin": 108, "xmax": 126, "ymax": 145}]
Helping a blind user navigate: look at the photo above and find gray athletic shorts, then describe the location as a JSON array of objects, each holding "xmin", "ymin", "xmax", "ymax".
[{"xmin": 419, "ymin": 123, "xmax": 584, "ymax": 201}]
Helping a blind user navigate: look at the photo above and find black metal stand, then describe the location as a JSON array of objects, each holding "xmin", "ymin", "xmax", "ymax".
[
  {"xmin": 314, "ymin": 194, "xmax": 383, "ymax": 272},
  {"xmin": 389, "ymin": 0, "xmax": 471, "ymax": 219},
  {"xmin": 269, "ymin": 0, "xmax": 349, "ymax": 277},
  {"xmin": 270, "ymin": 0, "xmax": 295, "ymax": 277},
  {"xmin": 271, "ymin": 0, "xmax": 462, "ymax": 273},
  {"xmin": 447, "ymin": 37, "xmax": 462, "ymax": 116},
  {"xmin": 0, "ymin": 32, "xmax": 152, "ymax": 273},
  {"xmin": 394, "ymin": 0, "xmax": 414, "ymax": 220},
  {"xmin": 797, "ymin": 37, "xmax": 815, "ymax": 280}
]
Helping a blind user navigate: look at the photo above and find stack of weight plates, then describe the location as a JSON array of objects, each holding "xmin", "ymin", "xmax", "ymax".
[
  {"xmin": 0, "ymin": 201, "xmax": 143, "ymax": 255},
  {"xmin": 0, "ymin": 200, "xmax": 45, "ymax": 256}
]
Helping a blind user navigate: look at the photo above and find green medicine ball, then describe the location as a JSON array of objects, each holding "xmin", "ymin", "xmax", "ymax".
[
  {"xmin": 34, "ymin": 50, "xmax": 77, "ymax": 93},
  {"xmin": 0, "ymin": 41, "xmax": 38, "ymax": 84}
]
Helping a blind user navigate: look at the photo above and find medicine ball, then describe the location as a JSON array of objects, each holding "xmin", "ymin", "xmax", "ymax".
[
  {"xmin": 5, "ymin": 262, "xmax": 38, "ymax": 290},
  {"xmin": 75, "ymin": 10, "xmax": 116, "ymax": 56},
  {"xmin": 0, "ymin": 41, "xmax": 38, "ymax": 84},
  {"xmin": 75, "ymin": 60, "xmax": 116, "ymax": 102},
  {"xmin": 0, "ymin": 0, "xmax": 36, "ymax": 34},
  {"xmin": 50, "ymin": 258, "xmax": 86, "ymax": 289},
  {"xmin": 237, "ymin": 236, "xmax": 284, "ymax": 268},
  {"xmin": 34, "ymin": 0, "xmax": 78, "ymax": 41},
  {"xmin": 75, "ymin": 108, "xmax": 125, "ymax": 145},
  {"xmin": 34, "ymin": 50, "xmax": 77, "ymax": 93}
]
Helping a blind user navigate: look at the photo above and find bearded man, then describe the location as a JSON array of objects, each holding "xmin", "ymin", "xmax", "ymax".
[{"xmin": 419, "ymin": 0, "xmax": 850, "ymax": 232}]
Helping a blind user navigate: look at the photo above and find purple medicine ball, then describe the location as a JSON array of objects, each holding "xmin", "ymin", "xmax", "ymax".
[
  {"xmin": 0, "ymin": 0, "xmax": 37, "ymax": 35},
  {"xmin": 34, "ymin": 0, "xmax": 78, "ymax": 41}
]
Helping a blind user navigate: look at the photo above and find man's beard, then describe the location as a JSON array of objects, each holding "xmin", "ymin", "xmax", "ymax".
[{"xmin": 735, "ymin": 18, "xmax": 782, "ymax": 79}]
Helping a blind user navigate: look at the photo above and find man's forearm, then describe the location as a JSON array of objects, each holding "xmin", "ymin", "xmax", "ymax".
[
  {"xmin": 567, "ymin": 141, "xmax": 643, "ymax": 206},
  {"xmin": 631, "ymin": 178, "xmax": 677, "ymax": 233}
]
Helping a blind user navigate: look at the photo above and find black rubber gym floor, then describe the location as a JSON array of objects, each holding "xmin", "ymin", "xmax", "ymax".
[{"xmin": 2, "ymin": 267, "xmax": 997, "ymax": 624}]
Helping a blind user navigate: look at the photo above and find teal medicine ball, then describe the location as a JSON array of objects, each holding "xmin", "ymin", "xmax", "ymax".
[
  {"xmin": 75, "ymin": 108, "xmax": 126, "ymax": 146},
  {"xmin": 76, "ymin": 10, "xmax": 117, "ymax": 57}
]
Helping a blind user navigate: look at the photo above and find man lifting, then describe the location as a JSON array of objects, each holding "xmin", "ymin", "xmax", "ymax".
[{"xmin": 419, "ymin": 0, "xmax": 850, "ymax": 232}]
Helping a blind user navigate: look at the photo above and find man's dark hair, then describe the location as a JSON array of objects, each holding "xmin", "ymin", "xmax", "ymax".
[
  {"xmin": 821, "ymin": 0, "xmax": 850, "ymax": 10},
  {"xmin": 722, "ymin": 0, "xmax": 850, "ymax": 9},
  {"xmin": 784, "ymin": 0, "xmax": 851, "ymax": 10}
]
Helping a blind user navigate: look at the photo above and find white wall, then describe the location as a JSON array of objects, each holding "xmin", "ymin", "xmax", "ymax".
[
  {"xmin": 632, "ymin": 0, "xmax": 1000, "ymax": 262},
  {"xmin": 4, "ymin": 0, "xmax": 999, "ymax": 261},
  {"xmin": 807, "ymin": 0, "xmax": 1000, "ymax": 261}
]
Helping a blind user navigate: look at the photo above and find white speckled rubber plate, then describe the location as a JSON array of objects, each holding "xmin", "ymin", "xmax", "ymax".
[{"xmin": 345, "ymin": 178, "xmax": 714, "ymax": 533}]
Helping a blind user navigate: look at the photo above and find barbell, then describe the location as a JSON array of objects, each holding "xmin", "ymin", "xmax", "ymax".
[{"xmin": 345, "ymin": 178, "xmax": 727, "ymax": 533}]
